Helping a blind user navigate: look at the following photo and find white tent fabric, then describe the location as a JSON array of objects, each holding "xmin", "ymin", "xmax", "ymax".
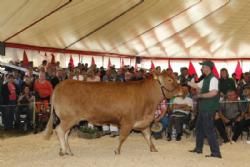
[
  {"xmin": 1, "ymin": 47, "xmax": 250, "ymax": 76},
  {"xmin": 1, "ymin": 0, "xmax": 250, "ymax": 74}
]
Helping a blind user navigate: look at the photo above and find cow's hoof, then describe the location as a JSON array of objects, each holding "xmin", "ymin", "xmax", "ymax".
[
  {"xmin": 59, "ymin": 151, "xmax": 65, "ymax": 156},
  {"xmin": 114, "ymin": 149, "xmax": 120, "ymax": 155},
  {"xmin": 150, "ymin": 147, "xmax": 158, "ymax": 152}
]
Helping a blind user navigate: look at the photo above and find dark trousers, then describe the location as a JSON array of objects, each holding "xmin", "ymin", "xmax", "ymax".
[
  {"xmin": 215, "ymin": 119, "xmax": 241, "ymax": 142},
  {"xmin": 2, "ymin": 100, "xmax": 16, "ymax": 129},
  {"xmin": 232, "ymin": 119, "xmax": 250, "ymax": 141},
  {"xmin": 168, "ymin": 115, "xmax": 188, "ymax": 135},
  {"xmin": 16, "ymin": 105, "xmax": 33, "ymax": 125},
  {"xmin": 195, "ymin": 111, "xmax": 221, "ymax": 156},
  {"xmin": 214, "ymin": 119, "xmax": 229, "ymax": 142}
]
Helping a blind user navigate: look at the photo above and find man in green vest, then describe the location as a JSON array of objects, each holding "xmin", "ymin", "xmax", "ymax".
[{"xmin": 188, "ymin": 60, "xmax": 222, "ymax": 158}]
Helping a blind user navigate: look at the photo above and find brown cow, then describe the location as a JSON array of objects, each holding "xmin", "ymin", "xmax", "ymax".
[{"xmin": 44, "ymin": 73, "xmax": 180, "ymax": 156}]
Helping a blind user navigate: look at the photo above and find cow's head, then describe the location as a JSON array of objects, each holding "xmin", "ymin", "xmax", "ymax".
[{"xmin": 154, "ymin": 72, "xmax": 181, "ymax": 99}]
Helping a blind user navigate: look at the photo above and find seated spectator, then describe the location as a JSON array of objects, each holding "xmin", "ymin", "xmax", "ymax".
[
  {"xmin": 86, "ymin": 69, "xmax": 100, "ymax": 82},
  {"xmin": 116, "ymin": 68, "xmax": 125, "ymax": 82},
  {"xmin": 73, "ymin": 68, "xmax": 84, "ymax": 81},
  {"xmin": 102, "ymin": 124, "xmax": 119, "ymax": 137},
  {"xmin": 16, "ymin": 86, "xmax": 34, "ymax": 128},
  {"xmin": 102, "ymin": 68, "xmax": 113, "ymax": 82},
  {"xmin": 214, "ymin": 90, "xmax": 243, "ymax": 143},
  {"xmin": 167, "ymin": 85, "xmax": 193, "ymax": 141},
  {"xmin": 152, "ymin": 99, "xmax": 168, "ymax": 139},
  {"xmin": 232, "ymin": 88, "xmax": 250, "ymax": 142},
  {"xmin": 232, "ymin": 109, "xmax": 250, "ymax": 142}
]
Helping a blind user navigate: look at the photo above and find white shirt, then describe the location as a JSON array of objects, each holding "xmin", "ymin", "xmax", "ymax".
[
  {"xmin": 86, "ymin": 76, "xmax": 100, "ymax": 82},
  {"xmin": 198, "ymin": 76, "xmax": 218, "ymax": 91},
  {"xmin": 173, "ymin": 96, "xmax": 193, "ymax": 114},
  {"xmin": 73, "ymin": 75, "xmax": 84, "ymax": 81}
]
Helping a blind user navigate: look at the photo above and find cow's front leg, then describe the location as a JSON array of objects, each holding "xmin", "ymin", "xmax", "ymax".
[
  {"xmin": 142, "ymin": 127, "xmax": 158, "ymax": 152},
  {"xmin": 114, "ymin": 125, "xmax": 132, "ymax": 155}
]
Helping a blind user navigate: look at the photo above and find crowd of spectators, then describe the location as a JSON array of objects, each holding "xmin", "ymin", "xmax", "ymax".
[{"xmin": 0, "ymin": 60, "xmax": 249, "ymax": 143}]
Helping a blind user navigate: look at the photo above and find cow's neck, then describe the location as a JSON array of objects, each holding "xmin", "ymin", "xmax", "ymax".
[{"xmin": 144, "ymin": 79, "xmax": 164, "ymax": 105}]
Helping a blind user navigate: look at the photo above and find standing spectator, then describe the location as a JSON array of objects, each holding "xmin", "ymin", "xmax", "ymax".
[
  {"xmin": 231, "ymin": 73, "xmax": 239, "ymax": 88},
  {"xmin": 188, "ymin": 60, "xmax": 222, "ymax": 158},
  {"xmin": 34, "ymin": 72, "xmax": 53, "ymax": 112},
  {"xmin": 0, "ymin": 74, "xmax": 4, "ymax": 105},
  {"xmin": 166, "ymin": 68, "xmax": 174, "ymax": 78},
  {"xmin": 49, "ymin": 70, "xmax": 60, "ymax": 88},
  {"xmin": 34, "ymin": 72, "xmax": 53, "ymax": 100},
  {"xmin": 55, "ymin": 61, "xmax": 61, "ymax": 71},
  {"xmin": 1, "ymin": 74, "xmax": 18, "ymax": 130},
  {"xmin": 39, "ymin": 60, "xmax": 48, "ymax": 72},
  {"xmin": 179, "ymin": 67, "xmax": 192, "ymax": 86},
  {"xmin": 155, "ymin": 66, "xmax": 161, "ymax": 75},
  {"xmin": 22, "ymin": 74, "xmax": 34, "ymax": 92},
  {"xmin": 238, "ymin": 72, "xmax": 250, "ymax": 100},
  {"xmin": 219, "ymin": 68, "xmax": 236, "ymax": 100}
]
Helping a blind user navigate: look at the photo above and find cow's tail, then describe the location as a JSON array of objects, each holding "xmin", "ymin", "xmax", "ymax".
[{"xmin": 44, "ymin": 95, "xmax": 54, "ymax": 140}]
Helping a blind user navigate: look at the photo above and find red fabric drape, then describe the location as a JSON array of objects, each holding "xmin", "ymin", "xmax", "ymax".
[
  {"xmin": 188, "ymin": 61, "xmax": 197, "ymax": 76},
  {"xmin": 91, "ymin": 57, "xmax": 96, "ymax": 66},
  {"xmin": 151, "ymin": 60, "xmax": 155, "ymax": 69},
  {"xmin": 51, "ymin": 53, "xmax": 55, "ymax": 64},
  {"xmin": 212, "ymin": 65, "xmax": 219, "ymax": 78},
  {"xmin": 134, "ymin": 62, "xmax": 138, "ymax": 72},
  {"xmin": 168, "ymin": 59, "xmax": 172, "ymax": 70},
  {"xmin": 107, "ymin": 57, "xmax": 111, "ymax": 69},
  {"xmin": 121, "ymin": 58, "xmax": 124, "ymax": 68},
  {"xmin": 234, "ymin": 61, "xmax": 242, "ymax": 80},
  {"xmin": 69, "ymin": 55, "xmax": 74, "ymax": 68},
  {"xmin": 22, "ymin": 50, "xmax": 29, "ymax": 68}
]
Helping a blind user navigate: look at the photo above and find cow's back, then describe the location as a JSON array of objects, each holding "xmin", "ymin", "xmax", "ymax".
[{"xmin": 52, "ymin": 80, "xmax": 152, "ymax": 125}]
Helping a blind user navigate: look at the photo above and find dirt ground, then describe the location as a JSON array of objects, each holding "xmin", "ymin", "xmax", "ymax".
[{"xmin": 0, "ymin": 132, "xmax": 250, "ymax": 167}]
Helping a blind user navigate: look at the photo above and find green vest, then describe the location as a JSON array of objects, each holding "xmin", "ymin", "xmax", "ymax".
[{"xmin": 199, "ymin": 73, "xmax": 220, "ymax": 112}]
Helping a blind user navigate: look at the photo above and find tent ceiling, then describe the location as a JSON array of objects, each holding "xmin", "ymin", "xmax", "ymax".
[{"xmin": 0, "ymin": 0, "xmax": 250, "ymax": 59}]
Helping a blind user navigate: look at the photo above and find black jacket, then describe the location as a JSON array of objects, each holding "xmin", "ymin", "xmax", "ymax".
[{"xmin": 1, "ymin": 82, "xmax": 17, "ymax": 105}]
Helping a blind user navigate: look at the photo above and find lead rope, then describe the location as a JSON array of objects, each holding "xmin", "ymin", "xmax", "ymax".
[{"xmin": 157, "ymin": 79, "xmax": 168, "ymax": 99}]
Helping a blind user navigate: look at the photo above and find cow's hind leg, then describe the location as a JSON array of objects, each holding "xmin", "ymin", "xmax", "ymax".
[
  {"xmin": 115, "ymin": 125, "xmax": 132, "ymax": 155},
  {"xmin": 56, "ymin": 121, "xmax": 74, "ymax": 156},
  {"xmin": 65, "ymin": 129, "xmax": 73, "ymax": 156},
  {"xmin": 142, "ymin": 127, "xmax": 158, "ymax": 152},
  {"xmin": 55, "ymin": 124, "xmax": 67, "ymax": 156}
]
